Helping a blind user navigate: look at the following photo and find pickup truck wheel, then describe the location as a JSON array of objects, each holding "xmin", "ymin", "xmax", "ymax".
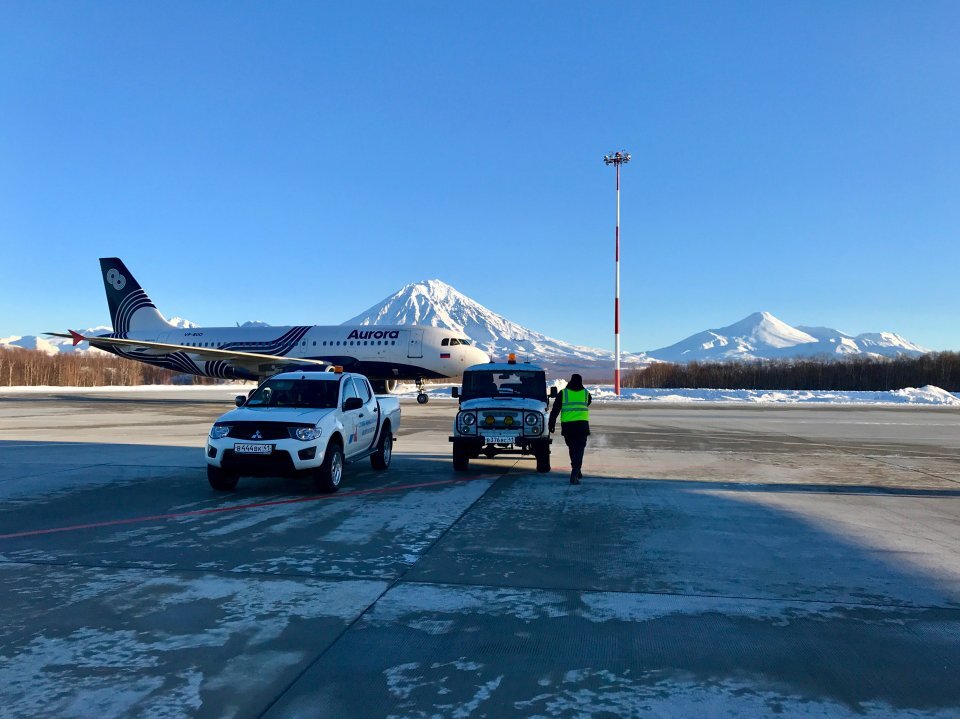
[
  {"xmin": 452, "ymin": 443, "xmax": 470, "ymax": 471},
  {"xmin": 207, "ymin": 466, "xmax": 239, "ymax": 491},
  {"xmin": 370, "ymin": 431, "xmax": 393, "ymax": 470},
  {"xmin": 315, "ymin": 443, "xmax": 344, "ymax": 493},
  {"xmin": 534, "ymin": 444, "xmax": 551, "ymax": 473}
]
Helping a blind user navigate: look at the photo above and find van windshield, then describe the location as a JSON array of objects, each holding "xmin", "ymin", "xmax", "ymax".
[
  {"xmin": 461, "ymin": 370, "xmax": 546, "ymax": 402},
  {"xmin": 246, "ymin": 379, "xmax": 339, "ymax": 409}
]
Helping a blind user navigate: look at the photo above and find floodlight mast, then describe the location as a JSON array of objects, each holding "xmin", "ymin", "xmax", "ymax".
[{"xmin": 603, "ymin": 151, "xmax": 631, "ymax": 396}]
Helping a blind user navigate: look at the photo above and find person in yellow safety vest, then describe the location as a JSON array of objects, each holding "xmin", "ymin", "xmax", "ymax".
[{"xmin": 548, "ymin": 373, "xmax": 592, "ymax": 485}]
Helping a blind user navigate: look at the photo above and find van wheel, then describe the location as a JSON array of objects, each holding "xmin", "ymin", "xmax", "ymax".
[
  {"xmin": 207, "ymin": 466, "xmax": 239, "ymax": 491},
  {"xmin": 453, "ymin": 443, "xmax": 470, "ymax": 471},
  {"xmin": 534, "ymin": 445, "xmax": 551, "ymax": 473},
  {"xmin": 315, "ymin": 443, "xmax": 344, "ymax": 493},
  {"xmin": 370, "ymin": 430, "xmax": 393, "ymax": 470}
]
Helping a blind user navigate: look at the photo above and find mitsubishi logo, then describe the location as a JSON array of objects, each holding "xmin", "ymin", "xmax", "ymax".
[{"xmin": 252, "ymin": 430, "xmax": 262, "ymax": 440}]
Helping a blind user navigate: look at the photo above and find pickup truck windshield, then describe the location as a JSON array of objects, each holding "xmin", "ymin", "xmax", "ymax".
[
  {"xmin": 461, "ymin": 370, "xmax": 547, "ymax": 402},
  {"xmin": 246, "ymin": 379, "xmax": 339, "ymax": 409}
]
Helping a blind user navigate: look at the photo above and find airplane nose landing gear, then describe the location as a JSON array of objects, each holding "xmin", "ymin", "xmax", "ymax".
[{"xmin": 415, "ymin": 377, "xmax": 429, "ymax": 404}]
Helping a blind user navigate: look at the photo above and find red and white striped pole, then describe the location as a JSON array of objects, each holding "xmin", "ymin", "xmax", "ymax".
[{"xmin": 604, "ymin": 150, "xmax": 631, "ymax": 396}]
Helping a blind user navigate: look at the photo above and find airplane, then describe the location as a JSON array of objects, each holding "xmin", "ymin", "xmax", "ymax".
[{"xmin": 47, "ymin": 258, "xmax": 490, "ymax": 403}]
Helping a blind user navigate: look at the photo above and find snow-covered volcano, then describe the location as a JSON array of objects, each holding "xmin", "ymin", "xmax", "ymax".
[
  {"xmin": 344, "ymin": 279, "xmax": 642, "ymax": 375},
  {"xmin": 646, "ymin": 311, "xmax": 929, "ymax": 362}
]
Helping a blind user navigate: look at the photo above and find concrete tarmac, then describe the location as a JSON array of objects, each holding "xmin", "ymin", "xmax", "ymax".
[{"xmin": 1, "ymin": 391, "xmax": 959, "ymax": 718}]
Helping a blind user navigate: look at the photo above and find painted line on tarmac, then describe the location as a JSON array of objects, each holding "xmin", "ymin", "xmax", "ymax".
[{"xmin": 0, "ymin": 475, "xmax": 499, "ymax": 541}]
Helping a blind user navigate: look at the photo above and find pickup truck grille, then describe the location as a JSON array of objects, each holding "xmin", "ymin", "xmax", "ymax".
[{"xmin": 227, "ymin": 422, "xmax": 310, "ymax": 440}]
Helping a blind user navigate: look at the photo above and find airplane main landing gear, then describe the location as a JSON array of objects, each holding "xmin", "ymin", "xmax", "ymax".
[{"xmin": 415, "ymin": 377, "xmax": 428, "ymax": 404}]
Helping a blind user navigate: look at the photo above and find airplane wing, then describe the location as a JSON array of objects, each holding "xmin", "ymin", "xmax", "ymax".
[{"xmin": 47, "ymin": 330, "xmax": 332, "ymax": 375}]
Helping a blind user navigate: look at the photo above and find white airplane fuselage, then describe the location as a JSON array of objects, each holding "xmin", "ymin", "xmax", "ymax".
[{"xmin": 118, "ymin": 323, "xmax": 489, "ymax": 382}]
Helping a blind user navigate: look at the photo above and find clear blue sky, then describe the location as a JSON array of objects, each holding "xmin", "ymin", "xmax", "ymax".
[{"xmin": 1, "ymin": 2, "xmax": 957, "ymax": 351}]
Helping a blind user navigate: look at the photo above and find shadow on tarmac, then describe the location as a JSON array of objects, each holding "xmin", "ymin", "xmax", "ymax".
[{"xmin": 1, "ymin": 438, "xmax": 959, "ymax": 716}]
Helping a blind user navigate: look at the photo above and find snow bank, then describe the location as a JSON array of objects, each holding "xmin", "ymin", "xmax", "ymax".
[
  {"xmin": 3, "ymin": 383, "xmax": 958, "ymax": 406},
  {"xmin": 0, "ymin": 384, "xmax": 249, "ymax": 394},
  {"xmin": 584, "ymin": 385, "xmax": 960, "ymax": 406}
]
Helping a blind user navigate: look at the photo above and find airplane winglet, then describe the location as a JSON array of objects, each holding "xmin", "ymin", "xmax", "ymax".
[{"xmin": 69, "ymin": 330, "xmax": 85, "ymax": 346}]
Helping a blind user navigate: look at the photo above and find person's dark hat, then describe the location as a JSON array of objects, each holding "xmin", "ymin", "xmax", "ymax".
[{"xmin": 568, "ymin": 373, "xmax": 584, "ymax": 391}]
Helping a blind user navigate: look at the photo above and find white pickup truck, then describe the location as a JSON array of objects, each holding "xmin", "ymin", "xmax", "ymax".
[
  {"xmin": 205, "ymin": 369, "xmax": 401, "ymax": 493},
  {"xmin": 449, "ymin": 359, "xmax": 556, "ymax": 472}
]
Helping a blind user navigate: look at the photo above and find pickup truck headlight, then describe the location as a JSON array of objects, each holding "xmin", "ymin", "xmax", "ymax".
[
  {"xmin": 291, "ymin": 427, "xmax": 323, "ymax": 441},
  {"xmin": 209, "ymin": 424, "xmax": 230, "ymax": 439}
]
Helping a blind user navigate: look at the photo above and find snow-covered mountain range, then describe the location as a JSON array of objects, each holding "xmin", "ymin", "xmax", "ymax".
[
  {"xmin": 345, "ymin": 281, "xmax": 930, "ymax": 370},
  {"xmin": 343, "ymin": 279, "xmax": 645, "ymax": 375},
  {"xmin": 2, "ymin": 280, "xmax": 930, "ymax": 375},
  {"xmin": 645, "ymin": 311, "xmax": 929, "ymax": 363},
  {"xmin": 0, "ymin": 318, "xmax": 198, "ymax": 356}
]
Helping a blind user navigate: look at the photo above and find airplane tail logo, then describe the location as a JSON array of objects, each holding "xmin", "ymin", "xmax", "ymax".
[
  {"xmin": 105, "ymin": 268, "xmax": 127, "ymax": 291},
  {"xmin": 99, "ymin": 257, "xmax": 174, "ymax": 335}
]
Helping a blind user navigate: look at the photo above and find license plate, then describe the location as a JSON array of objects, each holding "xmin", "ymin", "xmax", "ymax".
[
  {"xmin": 234, "ymin": 443, "xmax": 273, "ymax": 455},
  {"xmin": 484, "ymin": 435, "xmax": 515, "ymax": 445}
]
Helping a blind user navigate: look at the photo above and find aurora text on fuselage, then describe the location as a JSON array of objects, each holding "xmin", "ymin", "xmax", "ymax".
[{"xmin": 347, "ymin": 330, "xmax": 401, "ymax": 340}]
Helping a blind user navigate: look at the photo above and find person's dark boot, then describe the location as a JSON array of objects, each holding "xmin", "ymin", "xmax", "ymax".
[{"xmin": 570, "ymin": 471, "xmax": 580, "ymax": 485}]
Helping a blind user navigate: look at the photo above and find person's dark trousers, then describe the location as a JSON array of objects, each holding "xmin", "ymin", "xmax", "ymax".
[
  {"xmin": 566, "ymin": 435, "xmax": 587, "ymax": 475},
  {"xmin": 560, "ymin": 420, "xmax": 590, "ymax": 483}
]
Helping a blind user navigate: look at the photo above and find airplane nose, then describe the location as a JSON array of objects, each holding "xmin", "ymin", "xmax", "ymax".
[{"xmin": 471, "ymin": 347, "xmax": 491, "ymax": 365}]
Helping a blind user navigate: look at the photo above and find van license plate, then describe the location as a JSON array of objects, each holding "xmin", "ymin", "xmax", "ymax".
[
  {"xmin": 234, "ymin": 443, "xmax": 273, "ymax": 455},
  {"xmin": 484, "ymin": 435, "xmax": 514, "ymax": 445}
]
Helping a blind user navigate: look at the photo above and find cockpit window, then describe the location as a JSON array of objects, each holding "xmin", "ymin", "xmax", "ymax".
[
  {"xmin": 443, "ymin": 338, "xmax": 472, "ymax": 347},
  {"xmin": 460, "ymin": 370, "xmax": 546, "ymax": 402},
  {"xmin": 442, "ymin": 338, "xmax": 450, "ymax": 346},
  {"xmin": 246, "ymin": 379, "xmax": 339, "ymax": 409}
]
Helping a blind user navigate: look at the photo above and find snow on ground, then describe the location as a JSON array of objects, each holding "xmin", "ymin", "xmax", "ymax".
[
  {"xmin": 0, "ymin": 384, "xmax": 250, "ymax": 394},
  {"xmin": 1, "ymin": 383, "xmax": 958, "ymax": 406},
  {"xmin": 582, "ymin": 384, "xmax": 960, "ymax": 406},
  {"xmin": 393, "ymin": 383, "xmax": 960, "ymax": 406}
]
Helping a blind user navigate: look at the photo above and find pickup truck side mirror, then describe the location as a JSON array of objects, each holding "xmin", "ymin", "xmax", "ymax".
[
  {"xmin": 235, "ymin": 395, "xmax": 246, "ymax": 407},
  {"xmin": 451, "ymin": 387, "xmax": 459, "ymax": 399},
  {"xmin": 343, "ymin": 396, "xmax": 364, "ymax": 411},
  {"xmin": 549, "ymin": 387, "xmax": 558, "ymax": 398}
]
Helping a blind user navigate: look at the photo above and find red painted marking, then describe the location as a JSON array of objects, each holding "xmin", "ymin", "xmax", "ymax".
[
  {"xmin": 0, "ymin": 476, "xmax": 497, "ymax": 541},
  {"xmin": 614, "ymin": 368, "xmax": 621, "ymax": 394},
  {"xmin": 69, "ymin": 329, "xmax": 85, "ymax": 346}
]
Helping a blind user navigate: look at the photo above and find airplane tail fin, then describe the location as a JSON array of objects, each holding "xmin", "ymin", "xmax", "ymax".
[{"xmin": 98, "ymin": 257, "xmax": 175, "ymax": 334}]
